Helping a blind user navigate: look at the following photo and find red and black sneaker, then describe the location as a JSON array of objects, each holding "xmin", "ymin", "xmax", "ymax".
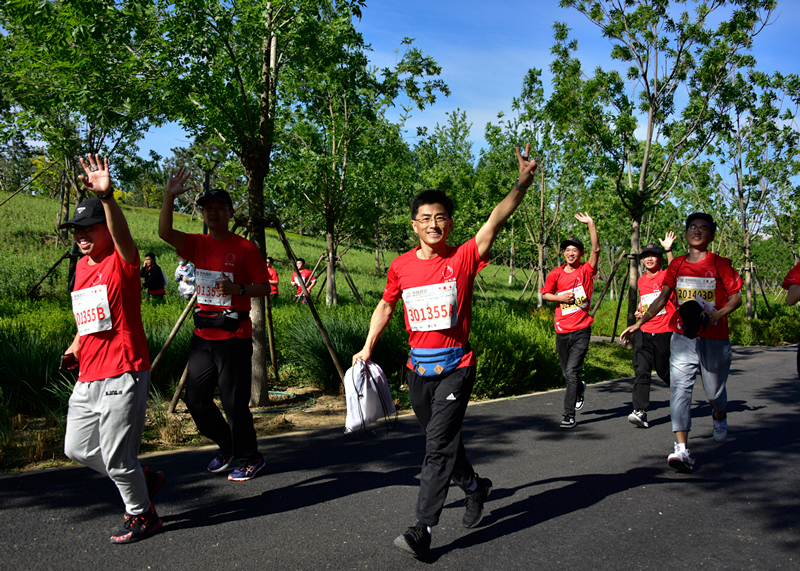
[
  {"xmin": 110, "ymin": 503, "xmax": 163, "ymax": 544},
  {"xmin": 143, "ymin": 466, "xmax": 166, "ymax": 500}
]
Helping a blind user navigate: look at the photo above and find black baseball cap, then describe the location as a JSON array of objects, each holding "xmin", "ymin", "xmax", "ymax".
[
  {"xmin": 641, "ymin": 243, "xmax": 663, "ymax": 257},
  {"xmin": 678, "ymin": 300, "xmax": 710, "ymax": 339},
  {"xmin": 560, "ymin": 236, "xmax": 584, "ymax": 251},
  {"xmin": 197, "ymin": 188, "xmax": 233, "ymax": 209},
  {"xmin": 58, "ymin": 198, "xmax": 106, "ymax": 229}
]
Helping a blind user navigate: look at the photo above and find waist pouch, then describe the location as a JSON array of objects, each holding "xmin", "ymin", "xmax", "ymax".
[
  {"xmin": 193, "ymin": 309, "xmax": 250, "ymax": 332},
  {"xmin": 408, "ymin": 346, "xmax": 466, "ymax": 377}
]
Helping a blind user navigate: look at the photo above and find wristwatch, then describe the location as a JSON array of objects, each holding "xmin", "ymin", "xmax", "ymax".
[
  {"xmin": 98, "ymin": 192, "xmax": 114, "ymax": 201},
  {"xmin": 663, "ymin": 248, "xmax": 672, "ymax": 253},
  {"xmin": 239, "ymin": 284, "xmax": 246, "ymax": 297}
]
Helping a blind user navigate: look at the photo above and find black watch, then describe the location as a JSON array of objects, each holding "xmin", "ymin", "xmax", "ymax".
[
  {"xmin": 239, "ymin": 284, "xmax": 246, "ymax": 297},
  {"xmin": 98, "ymin": 192, "xmax": 114, "ymax": 201},
  {"xmin": 663, "ymin": 248, "xmax": 672, "ymax": 253}
]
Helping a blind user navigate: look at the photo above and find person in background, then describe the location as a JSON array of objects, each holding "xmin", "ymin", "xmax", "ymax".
[
  {"xmin": 291, "ymin": 258, "xmax": 316, "ymax": 304},
  {"xmin": 141, "ymin": 252, "xmax": 167, "ymax": 302},
  {"xmin": 266, "ymin": 256, "xmax": 279, "ymax": 301},
  {"xmin": 175, "ymin": 255, "xmax": 197, "ymax": 299}
]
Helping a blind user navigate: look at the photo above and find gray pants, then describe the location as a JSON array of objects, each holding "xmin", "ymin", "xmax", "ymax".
[
  {"xmin": 64, "ymin": 371, "xmax": 151, "ymax": 515},
  {"xmin": 669, "ymin": 333, "xmax": 731, "ymax": 433}
]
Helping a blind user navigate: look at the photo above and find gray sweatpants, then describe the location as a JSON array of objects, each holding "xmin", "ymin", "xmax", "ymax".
[
  {"xmin": 64, "ymin": 371, "xmax": 151, "ymax": 515},
  {"xmin": 669, "ymin": 333, "xmax": 731, "ymax": 433}
]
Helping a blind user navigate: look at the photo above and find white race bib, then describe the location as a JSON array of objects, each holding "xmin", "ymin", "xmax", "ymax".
[
  {"xmin": 559, "ymin": 284, "xmax": 589, "ymax": 316},
  {"xmin": 402, "ymin": 282, "xmax": 458, "ymax": 332},
  {"xmin": 675, "ymin": 276, "xmax": 715, "ymax": 306},
  {"xmin": 196, "ymin": 269, "xmax": 234, "ymax": 307},
  {"xmin": 71, "ymin": 285, "xmax": 113, "ymax": 336},
  {"xmin": 640, "ymin": 292, "xmax": 666, "ymax": 316}
]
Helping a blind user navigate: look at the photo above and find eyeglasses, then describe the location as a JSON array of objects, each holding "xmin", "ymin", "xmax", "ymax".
[
  {"xmin": 202, "ymin": 205, "xmax": 230, "ymax": 213},
  {"xmin": 687, "ymin": 224, "xmax": 711, "ymax": 233},
  {"xmin": 69, "ymin": 225, "xmax": 95, "ymax": 235},
  {"xmin": 414, "ymin": 215, "xmax": 449, "ymax": 225}
]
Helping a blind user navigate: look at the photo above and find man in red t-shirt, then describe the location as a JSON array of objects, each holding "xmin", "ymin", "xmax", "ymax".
[
  {"xmin": 61, "ymin": 154, "xmax": 164, "ymax": 544},
  {"xmin": 781, "ymin": 261, "xmax": 800, "ymax": 377},
  {"xmin": 352, "ymin": 146, "xmax": 538, "ymax": 559},
  {"xmin": 266, "ymin": 256, "xmax": 279, "ymax": 301},
  {"xmin": 291, "ymin": 258, "xmax": 316, "ymax": 303},
  {"xmin": 629, "ymin": 233, "xmax": 676, "ymax": 428},
  {"xmin": 159, "ymin": 176, "xmax": 271, "ymax": 482},
  {"xmin": 541, "ymin": 213, "xmax": 600, "ymax": 429},
  {"xmin": 622, "ymin": 213, "xmax": 742, "ymax": 473}
]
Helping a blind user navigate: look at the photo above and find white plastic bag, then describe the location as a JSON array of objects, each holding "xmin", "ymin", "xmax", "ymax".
[{"xmin": 344, "ymin": 359, "xmax": 397, "ymax": 435}]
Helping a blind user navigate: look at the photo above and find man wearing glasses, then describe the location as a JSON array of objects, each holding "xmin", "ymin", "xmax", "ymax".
[
  {"xmin": 621, "ymin": 213, "xmax": 742, "ymax": 473},
  {"xmin": 353, "ymin": 145, "xmax": 538, "ymax": 559}
]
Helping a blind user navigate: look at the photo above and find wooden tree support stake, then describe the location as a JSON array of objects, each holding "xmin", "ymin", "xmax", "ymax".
[
  {"xmin": 0, "ymin": 162, "xmax": 56, "ymax": 209},
  {"xmin": 753, "ymin": 265, "xmax": 776, "ymax": 318},
  {"xmin": 150, "ymin": 292, "xmax": 197, "ymax": 374},
  {"xmin": 515, "ymin": 264, "xmax": 537, "ymax": 305},
  {"xmin": 168, "ymin": 361, "xmax": 191, "ymax": 414},
  {"xmin": 476, "ymin": 274, "xmax": 489, "ymax": 302},
  {"xmin": 611, "ymin": 284, "xmax": 629, "ymax": 342},
  {"xmin": 337, "ymin": 255, "xmax": 364, "ymax": 306},
  {"xmin": 27, "ymin": 249, "xmax": 72, "ymax": 298},
  {"xmin": 590, "ymin": 251, "xmax": 628, "ymax": 318}
]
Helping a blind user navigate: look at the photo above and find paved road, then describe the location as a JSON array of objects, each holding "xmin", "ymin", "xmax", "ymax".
[{"xmin": 2, "ymin": 345, "xmax": 798, "ymax": 570}]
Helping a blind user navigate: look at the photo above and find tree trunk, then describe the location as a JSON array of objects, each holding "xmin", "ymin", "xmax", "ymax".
[
  {"xmin": 57, "ymin": 168, "xmax": 70, "ymax": 242},
  {"xmin": 626, "ymin": 215, "xmax": 642, "ymax": 327},
  {"xmin": 325, "ymin": 212, "xmax": 338, "ymax": 306},
  {"xmin": 537, "ymin": 243, "xmax": 545, "ymax": 308},
  {"xmin": 374, "ymin": 218, "xmax": 381, "ymax": 275},
  {"xmin": 743, "ymin": 233, "xmax": 754, "ymax": 320},
  {"xmin": 508, "ymin": 228, "xmax": 515, "ymax": 285}
]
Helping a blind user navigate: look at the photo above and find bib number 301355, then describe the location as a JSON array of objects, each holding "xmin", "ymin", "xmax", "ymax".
[
  {"xmin": 71, "ymin": 285, "xmax": 113, "ymax": 336},
  {"xmin": 402, "ymin": 282, "xmax": 458, "ymax": 332}
]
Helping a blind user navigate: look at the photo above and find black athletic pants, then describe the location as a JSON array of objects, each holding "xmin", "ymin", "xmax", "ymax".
[
  {"xmin": 408, "ymin": 366, "xmax": 477, "ymax": 527},
  {"xmin": 631, "ymin": 330, "xmax": 671, "ymax": 411},
  {"xmin": 556, "ymin": 326, "xmax": 590, "ymax": 415},
  {"xmin": 184, "ymin": 334, "xmax": 261, "ymax": 460}
]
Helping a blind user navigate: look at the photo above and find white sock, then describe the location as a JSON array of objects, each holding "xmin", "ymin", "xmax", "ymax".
[
  {"xmin": 677, "ymin": 442, "xmax": 687, "ymax": 452},
  {"xmin": 427, "ymin": 526, "xmax": 433, "ymax": 535},
  {"xmin": 467, "ymin": 480, "xmax": 478, "ymax": 492}
]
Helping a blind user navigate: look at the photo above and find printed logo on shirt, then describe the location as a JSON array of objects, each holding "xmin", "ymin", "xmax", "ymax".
[
  {"xmin": 442, "ymin": 265, "xmax": 455, "ymax": 281},
  {"xmin": 92, "ymin": 272, "xmax": 103, "ymax": 286},
  {"xmin": 226, "ymin": 253, "xmax": 236, "ymax": 264},
  {"xmin": 705, "ymin": 271, "xmax": 714, "ymax": 278}
]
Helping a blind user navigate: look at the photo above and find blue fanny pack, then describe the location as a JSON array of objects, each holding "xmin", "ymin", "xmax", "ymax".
[{"xmin": 409, "ymin": 346, "xmax": 465, "ymax": 377}]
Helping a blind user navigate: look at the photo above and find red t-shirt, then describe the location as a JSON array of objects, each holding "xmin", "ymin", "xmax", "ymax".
[
  {"xmin": 638, "ymin": 269, "xmax": 676, "ymax": 334},
  {"xmin": 383, "ymin": 238, "xmax": 485, "ymax": 369},
  {"xmin": 291, "ymin": 269, "xmax": 315, "ymax": 297},
  {"xmin": 267, "ymin": 267, "xmax": 279, "ymax": 295},
  {"xmin": 72, "ymin": 249, "xmax": 150, "ymax": 383},
  {"xmin": 782, "ymin": 262, "xmax": 800, "ymax": 290},
  {"xmin": 179, "ymin": 233, "xmax": 271, "ymax": 341},
  {"xmin": 541, "ymin": 262, "xmax": 598, "ymax": 333},
  {"xmin": 663, "ymin": 252, "xmax": 742, "ymax": 340}
]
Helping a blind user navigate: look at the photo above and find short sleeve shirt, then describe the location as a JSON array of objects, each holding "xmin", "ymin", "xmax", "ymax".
[
  {"xmin": 72, "ymin": 249, "xmax": 150, "ymax": 383},
  {"xmin": 179, "ymin": 233, "xmax": 271, "ymax": 340},
  {"xmin": 382, "ymin": 238, "xmax": 484, "ymax": 369},
  {"xmin": 267, "ymin": 267, "xmax": 279, "ymax": 295},
  {"xmin": 782, "ymin": 262, "xmax": 800, "ymax": 291},
  {"xmin": 663, "ymin": 253, "xmax": 742, "ymax": 340},
  {"xmin": 541, "ymin": 262, "xmax": 598, "ymax": 333},
  {"xmin": 291, "ymin": 269, "xmax": 315, "ymax": 296},
  {"xmin": 638, "ymin": 269, "xmax": 676, "ymax": 334}
]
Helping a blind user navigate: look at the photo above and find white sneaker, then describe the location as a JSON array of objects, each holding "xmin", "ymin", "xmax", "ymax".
[
  {"xmin": 628, "ymin": 409, "xmax": 649, "ymax": 428},
  {"xmin": 713, "ymin": 413, "xmax": 728, "ymax": 442},
  {"xmin": 667, "ymin": 443, "xmax": 694, "ymax": 473}
]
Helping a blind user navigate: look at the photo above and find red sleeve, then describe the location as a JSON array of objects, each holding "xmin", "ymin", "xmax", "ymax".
[
  {"xmin": 716, "ymin": 255, "xmax": 742, "ymax": 295},
  {"xmin": 541, "ymin": 268, "xmax": 559, "ymax": 294},
  {"xmin": 244, "ymin": 243, "xmax": 270, "ymax": 284},
  {"xmin": 382, "ymin": 261, "xmax": 402, "ymax": 304},
  {"xmin": 115, "ymin": 247, "xmax": 140, "ymax": 278},
  {"xmin": 782, "ymin": 262, "xmax": 800, "ymax": 290},
  {"xmin": 663, "ymin": 256, "xmax": 682, "ymax": 289},
  {"xmin": 178, "ymin": 233, "xmax": 200, "ymax": 264}
]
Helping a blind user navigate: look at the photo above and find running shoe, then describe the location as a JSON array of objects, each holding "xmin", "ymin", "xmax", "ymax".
[
  {"xmin": 575, "ymin": 381, "xmax": 587, "ymax": 410},
  {"xmin": 143, "ymin": 466, "xmax": 166, "ymax": 499},
  {"xmin": 667, "ymin": 443, "xmax": 694, "ymax": 473},
  {"xmin": 628, "ymin": 409, "xmax": 649, "ymax": 429},
  {"xmin": 463, "ymin": 475, "xmax": 493, "ymax": 528},
  {"xmin": 207, "ymin": 450, "xmax": 234, "ymax": 473},
  {"xmin": 228, "ymin": 456, "xmax": 266, "ymax": 481},
  {"xmin": 110, "ymin": 503, "xmax": 162, "ymax": 544},
  {"xmin": 560, "ymin": 414, "xmax": 577, "ymax": 429},
  {"xmin": 394, "ymin": 523, "xmax": 431, "ymax": 558},
  {"xmin": 713, "ymin": 412, "xmax": 728, "ymax": 442}
]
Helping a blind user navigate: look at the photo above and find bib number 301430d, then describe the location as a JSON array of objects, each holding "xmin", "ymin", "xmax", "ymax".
[
  {"xmin": 71, "ymin": 285, "xmax": 113, "ymax": 336},
  {"xmin": 402, "ymin": 282, "xmax": 458, "ymax": 332}
]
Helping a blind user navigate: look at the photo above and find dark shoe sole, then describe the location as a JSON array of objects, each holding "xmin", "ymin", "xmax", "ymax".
[
  {"xmin": 560, "ymin": 422, "xmax": 577, "ymax": 429},
  {"xmin": 668, "ymin": 457, "xmax": 693, "ymax": 474},
  {"xmin": 208, "ymin": 457, "xmax": 234, "ymax": 473},
  {"xmin": 394, "ymin": 534, "xmax": 428, "ymax": 558},
  {"xmin": 110, "ymin": 518, "xmax": 163, "ymax": 544},
  {"xmin": 628, "ymin": 415, "xmax": 649, "ymax": 429}
]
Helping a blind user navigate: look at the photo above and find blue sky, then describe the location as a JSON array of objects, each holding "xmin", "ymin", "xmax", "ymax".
[{"xmin": 138, "ymin": 0, "xmax": 800, "ymax": 161}]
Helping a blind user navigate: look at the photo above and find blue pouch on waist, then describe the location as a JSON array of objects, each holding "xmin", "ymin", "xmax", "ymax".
[{"xmin": 409, "ymin": 347, "xmax": 464, "ymax": 377}]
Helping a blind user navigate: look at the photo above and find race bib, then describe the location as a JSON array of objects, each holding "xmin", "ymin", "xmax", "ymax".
[
  {"xmin": 560, "ymin": 284, "xmax": 589, "ymax": 316},
  {"xmin": 402, "ymin": 282, "xmax": 458, "ymax": 332},
  {"xmin": 71, "ymin": 285, "xmax": 113, "ymax": 336},
  {"xmin": 196, "ymin": 269, "xmax": 234, "ymax": 307},
  {"xmin": 676, "ymin": 276, "xmax": 715, "ymax": 306},
  {"xmin": 640, "ymin": 292, "xmax": 666, "ymax": 316}
]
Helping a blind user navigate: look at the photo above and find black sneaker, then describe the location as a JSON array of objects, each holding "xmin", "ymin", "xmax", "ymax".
[
  {"xmin": 628, "ymin": 409, "xmax": 649, "ymax": 429},
  {"xmin": 207, "ymin": 450, "xmax": 234, "ymax": 473},
  {"xmin": 560, "ymin": 414, "xmax": 577, "ymax": 429},
  {"xmin": 575, "ymin": 381, "xmax": 587, "ymax": 411},
  {"xmin": 143, "ymin": 466, "xmax": 166, "ymax": 500},
  {"xmin": 110, "ymin": 503, "xmax": 163, "ymax": 544},
  {"xmin": 394, "ymin": 523, "xmax": 431, "ymax": 558},
  {"xmin": 463, "ymin": 475, "xmax": 493, "ymax": 528}
]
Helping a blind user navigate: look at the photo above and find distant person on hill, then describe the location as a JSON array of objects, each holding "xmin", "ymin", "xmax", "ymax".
[
  {"xmin": 621, "ymin": 213, "xmax": 742, "ymax": 473},
  {"xmin": 291, "ymin": 258, "xmax": 316, "ymax": 304},
  {"xmin": 159, "ymin": 179, "xmax": 271, "ymax": 482},
  {"xmin": 140, "ymin": 252, "xmax": 167, "ymax": 302},
  {"xmin": 781, "ymin": 261, "xmax": 800, "ymax": 377},
  {"xmin": 352, "ymin": 145, "xmax": 538, "ymax": 559},
  {"xmin": 60, "ymin": 154, "xmax": 164, "ymax": 544},
  {"xmin": 175, "ymin": 255, "xmax": 196, "ymax": 299},
  {"xmin": 266, "ymin": 256, "xmax": 279, "ymax": 301},
  {"xmin": 540, "ymin": 213, "xmax": 601, "ymax": 429},
  {"xmin": 628, "ymin": 233, "xmax": 676, "ymax": 429}
]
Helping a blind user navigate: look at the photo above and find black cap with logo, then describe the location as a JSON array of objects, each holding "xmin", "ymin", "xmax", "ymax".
[
  {"xmin": 58, "ymin": 198, "xmax": 107, "ymax": 229},
  {"xmin": 641, "ymin": 243, "xmax": 663, "ymax": 257},
  {"xmin": 560, "ymin": 236, "xmax": 585, "ymax": 251},
  {"xmin": 197, "ymin": 188, "xmax": 233, "ymax": 209}
]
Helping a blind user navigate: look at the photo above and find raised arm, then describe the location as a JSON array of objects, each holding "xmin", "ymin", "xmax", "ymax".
[
  {"xmin": 575, "ymin": 212, "xmax": 600, "ymax": 269},
  {"xmin": 78, "ymin": 155, "xmax": 138, "ymax": 265},
  {"xmin": 475, "ymin": 144, "xmax": 539, "ymax": 259},
  {"xmin": 659, "ymin": 231, "xmax": 676, "ymax": 264},
  {"xmin": 158, "ymin": 167, "xmax": 192, "ymax": 252}
]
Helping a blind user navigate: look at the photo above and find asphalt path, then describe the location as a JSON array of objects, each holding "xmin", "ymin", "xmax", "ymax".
[{"xmin": 1, "ymin": 345, "xmax": 798, "ymax": 570}]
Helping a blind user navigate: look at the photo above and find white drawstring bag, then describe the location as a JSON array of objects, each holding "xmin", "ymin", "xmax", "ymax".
[{"xmin": 344, "ymin": 359, "xmax": 397, "ymax": 436}]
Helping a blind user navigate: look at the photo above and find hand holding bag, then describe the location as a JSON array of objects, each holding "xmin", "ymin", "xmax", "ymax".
[{"xmin": 344, "ymin": 359, "xmax": 397, "ymax": 436}]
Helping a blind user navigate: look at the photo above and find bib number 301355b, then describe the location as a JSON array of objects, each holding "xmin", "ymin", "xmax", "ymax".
[
  {"xmin": 71, "ymin": 285, "xmax": 113, "ymax": 336},
  {"xmin": 402, "ymin": 282, "xmax": 458, "ymax": 332}
]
